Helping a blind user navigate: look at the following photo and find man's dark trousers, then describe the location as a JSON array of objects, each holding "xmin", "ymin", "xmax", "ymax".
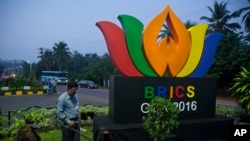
[{"xmin": 61, "ymin": 123, "xmax": 80, "ymax": 141}]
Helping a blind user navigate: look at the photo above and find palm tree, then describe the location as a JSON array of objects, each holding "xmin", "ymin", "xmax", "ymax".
[
  {"xmin": 37, "ymin": 47, "xmax": 44, "ymax": 70},
  {"xmin": 241, "ymin": 7, "xmax": 250, "ymax": 33},
  {"xmin": 52, "ymin": 41, "xmax": 71, "ymax": 71},
  {"xmin": 158, "ymin": 22, "xmax": 171, "ymax": 39},
  {"xmin": 238, "ymin": 0, "xmax": 250, "ymax": 33},
  {"xmin": 234, "ymin": 0, "xmax": 250, "ymax": 42},
  {"xmin": 184, "ymin": 20, "xmax": 197, "ymax": 29},
  {"xmin": 200, "ymin": 1, "xmax": 241, "ymax": 33},
  {"xmin": 42, "ymin": 49, "xmax": 54, "ymax": 71},
  {"xmin": 157, "ymin": 20, "xmax": 197, "ymax": 40},
  {"xmin": 67, "ymin": 50, "xmax": 85, "ymax": 79}
]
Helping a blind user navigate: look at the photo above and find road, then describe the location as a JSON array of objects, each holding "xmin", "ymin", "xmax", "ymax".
[
  {"xmin": 0, "ymin": 85, "xmax": 238, "ymax": 115},
  {"xmin": 0, "ymin": 85, "xmax": 109, "ymax": 115}
]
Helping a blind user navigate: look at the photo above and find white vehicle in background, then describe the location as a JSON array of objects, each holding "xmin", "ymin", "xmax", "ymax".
[{"xmin": 41, "ymin": 71, "xmax": 68, "ymax": 85}]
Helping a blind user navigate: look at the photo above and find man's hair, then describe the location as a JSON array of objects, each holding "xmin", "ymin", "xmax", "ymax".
[{"xmin": 67, "ymin": 81, "xmax": 78, "ymax": 90}]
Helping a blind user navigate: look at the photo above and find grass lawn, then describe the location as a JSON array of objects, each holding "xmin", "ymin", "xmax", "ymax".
[{"xmin": 1, "ymin": 125, "xmax": 93, "ymax": 141}]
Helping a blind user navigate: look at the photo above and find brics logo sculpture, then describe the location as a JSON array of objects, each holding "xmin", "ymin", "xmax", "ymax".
[
  {"xmin": 96, "ymin": 5, "xmax": 222, "ymax": 124},
  {"xmin": 96, "ymin": 6, "xmax": 223, "ymax": 77}
]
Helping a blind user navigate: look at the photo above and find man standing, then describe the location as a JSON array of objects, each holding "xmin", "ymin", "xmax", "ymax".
[
  {"xmin": 56, "ymin": 81, "xmax": 80, "ymax": 141},
  {"xmin": 52, "ymin": 78, "xmax": 57, "ymax": 94},
  {"xmin": 47, "ymin": 79, "xmax": 52, "ymax": 95}
]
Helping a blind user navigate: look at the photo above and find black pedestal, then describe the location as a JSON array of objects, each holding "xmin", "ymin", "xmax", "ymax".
[{"xmin": 93, "ymin": 116, "xmax": 234, "ymax": 141}]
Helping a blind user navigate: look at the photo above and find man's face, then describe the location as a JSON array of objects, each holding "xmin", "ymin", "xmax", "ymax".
[{"xmin": 68, "ymin": 87, "xmax": 78, "ymax": 96}]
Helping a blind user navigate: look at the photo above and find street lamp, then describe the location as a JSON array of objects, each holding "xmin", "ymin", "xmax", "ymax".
[
  {"xmin": 19, "ymin": 66, "xmax": 23, "ymax": 76},
  {"xmin": 27, "ymin": 61, "xmax": 32, "ymax": 75},
  {"xmin": 15, "ymin": 67, "xmax": 18, "ymax": 76},
  {"xmin": 12, "ymin": 67, "xmax": 15, "ymax": 76}
]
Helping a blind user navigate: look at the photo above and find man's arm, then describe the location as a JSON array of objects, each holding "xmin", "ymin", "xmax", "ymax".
[
  {"xmin": 56, "ymin": 99, "xmax": 70, "ymax": 124},
  {"xmin": 75, "ymin": 94, "xmax": 81, "ymax": 119}
]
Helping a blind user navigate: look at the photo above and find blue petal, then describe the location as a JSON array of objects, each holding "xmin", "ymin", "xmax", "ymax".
[{"xmin": 190, "ymin": 32, "xmax": 223, "ymax": 77}]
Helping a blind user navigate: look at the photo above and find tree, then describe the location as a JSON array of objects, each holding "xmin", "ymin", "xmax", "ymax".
[
  {"xmin": 67, "ymin": 50, "xmax": 85, "ymax": 80},
  {"xmin": 0, "ymin": 64, "xmax": 4, "ymax": 76},
  {"xmin": 199, "ymin": 1, "xmax": 249, "ymax": 90},
  {"xmin": 42, "ymin": 49, "xmax": 54, "ymax": 71},
  {"xmin": 237, "ymin": 0, "xmax": 250, "ymax": 33},
  {"xmin": 35, "ymin": 41, "xmax": 119, "ymax": 85},
  {"xmin": 37, "ymin": 47, "xmax": 44, "ymax": 70},
  {"xmin": 71, "ymin": 53, "xmax": 119, "ymax": 85},
  {"xmin": 184, "ymin": 20, "xmax": 197, "ymax": 29},
  {"xmin": 158, "ymin": 22, "xmax": 171, "ymax": 39},
  {"xmin": 52, "ymin": 41, "xmax": 71, "ymax": 71},
  {"xmin": 80, "ymin": 53, "xmax": 102, "ymax": 83},
  {"xmin": 157, "ymin": 20, "xmax": 197, "ymax": 40},
  {"xmin": 99, "ymin": 53, "xmax": 119, "ymax": 80},
  {"xmin": 235, "ymin": 0, "xmax": 250, "ymax": 42},
  {"xmin": 200, "ymin": 1, "xmax": 241, "ymax": 33}
]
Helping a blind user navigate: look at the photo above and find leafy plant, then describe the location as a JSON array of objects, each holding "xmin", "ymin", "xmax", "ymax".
[
  {"xmin": 1, "ymin": 126, "xmax": 93, "ymax": 141},
  {"xmin": 79, "ymin": 105, "xmax": 109, "ymax": 123},
  {"xmin": 228, "ymin": 67, "xmax": 250, "ymax": 111},
  {"xmin": 216, "ymin": 105, "xmax": 237, "ymax": 118},
  {"xmin": 0, "ymin": 115, "xmax": 9, "ymax": 138},
  {"xmin": 95, "ymin": 106, "xmax": 109, "ymax": 116},
  {"xmin": 23, "ymin": 107, "xmax": 56, "ymax": 131},
  {"xmin": 142, "ymin": 97, "xmax": 180, "ymax": 141},
  {"xmin": 24, "ymin": 108, "xmax": 45, "ymax": 124},
  {"xmin": 1, "ymin": 105, "xmax": 109, "ymax": 140},
  {"xmin": 38, "ymin": 108, "xmax": 57, "ymax": 131},
  {"xmin": 8, "ymin": 109, "xmax": 25, "ymax": 137}
]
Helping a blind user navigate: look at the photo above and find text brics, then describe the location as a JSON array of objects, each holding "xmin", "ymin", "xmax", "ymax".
[{"xmin": 144, "ymin": 85, "xmax": 195, "ymax": 99}]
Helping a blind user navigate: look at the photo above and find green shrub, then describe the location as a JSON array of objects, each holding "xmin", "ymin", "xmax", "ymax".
[
  {"xmin": 216, "ymin": 105, "xmax": 236, "ymax": 118},
  {"xmin": 8, "ymin": 109, "xmax": 25, "ymax": 137},
  {"xmin": 228, "ymin": 67, "xmax": 250, "ymax": 111},
  {"xmin": 1, "ymin": 105, "xmax": 108, "ymax": 140},
  {"xmin": 0, "ymin": 115, "xmax": 9, "ymax": 138},
  {"xmin": 142, "ymin": 97, "xmax": 180, "ymax": 141}
]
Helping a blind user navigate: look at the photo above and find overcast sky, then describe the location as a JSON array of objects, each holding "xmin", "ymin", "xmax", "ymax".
[{"xmin": 0, "ymin": 0, "xmax": 248, "ymax": 63}]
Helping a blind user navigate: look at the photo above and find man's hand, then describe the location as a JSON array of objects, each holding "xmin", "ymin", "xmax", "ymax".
[{"xmin": 68, "ymin": 120, "xmax": 75, "ymax": 126}]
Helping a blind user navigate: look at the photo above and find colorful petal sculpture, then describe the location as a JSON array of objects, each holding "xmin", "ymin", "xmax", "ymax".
[
  {"xmin": 95, "ymin": 5, "xmax": 223, "ymax": 78},
  {"xmin": 143, "ymin": 6, "xmax": 191, "ymax": 77},
  {"xmin": 177, "ymin": 24, "xmax": 208, "ymax": 77},
  {"xmin": 118, "ymin": 15, "xmax": 157, "ymax": 77},
  {"xmin": 96, "ymin": 21, "xmax": 143, "ymax": 76},
  {"xmin": 190, "ymin": 33, "xmax": 223, "ymax": 77}
]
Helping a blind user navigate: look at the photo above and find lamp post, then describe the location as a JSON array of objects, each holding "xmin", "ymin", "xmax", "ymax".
[
  {"xmin": 20, "ymin": 66, "xmax": 23, "ymax": 77},
  {"xmin": 27, "ymin": 61, "xmax": 32, "ymax": 75},
  {"xmin": 30, "ymin": 63, "xmax": 31, "ymax": 74},
  {"xmin": 15, "ymin": 67, "xmax": 18, "ymax": 76}
]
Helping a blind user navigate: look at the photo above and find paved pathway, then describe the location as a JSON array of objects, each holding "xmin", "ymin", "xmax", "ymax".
[{"xmin": 216, "ymin": 95, "xmax": 238, "ymax": 108}]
